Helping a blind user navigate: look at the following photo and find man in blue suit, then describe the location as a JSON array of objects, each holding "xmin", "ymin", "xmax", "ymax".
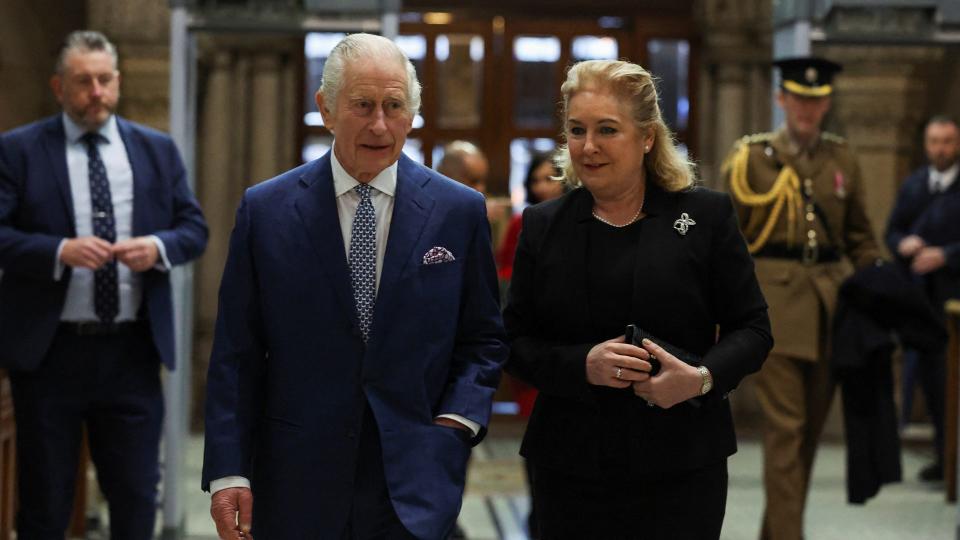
[
  {"xmin": 0, "ymin": 31, "xmax": 208, "ymax": 538},
  {"xmin": 202, "ymin": 33, "xmax": 507, "ymax": 540},
  {"xmin": 886, "ymin": 115, "xmax": 960, "ymax": 481}
]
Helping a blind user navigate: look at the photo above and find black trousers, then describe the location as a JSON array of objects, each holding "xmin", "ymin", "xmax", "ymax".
[
  {"xmin": 916, "ymin": 348, "xmax": 946, "ymax": 462},
  {"xmin": 9, "ymin": 324, "xmax": 163, "ymax": 540},
  {"xmin": 532, "ymin": 460, "xmax": 728, "ymax": 540}
]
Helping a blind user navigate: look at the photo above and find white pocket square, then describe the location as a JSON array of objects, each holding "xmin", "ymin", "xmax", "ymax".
[{"xmin": 422, "ymin": 246, "xmax": 456, "ymax": 265}]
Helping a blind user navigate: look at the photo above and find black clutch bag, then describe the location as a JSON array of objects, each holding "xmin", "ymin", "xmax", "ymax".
[{"xmin": 625, "ymin": 324, "xmax": 704, "ymax": 407}]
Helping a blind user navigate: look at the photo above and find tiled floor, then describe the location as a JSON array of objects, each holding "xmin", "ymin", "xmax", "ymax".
[{"xmin": 174, "ymin": 422, "xmax": 958, "ymax": 540}]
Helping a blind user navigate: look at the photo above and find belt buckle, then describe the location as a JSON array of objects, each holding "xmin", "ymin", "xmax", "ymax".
[{"xmin": 802, "ymin": 242, "xmax": 818, "ymax": 265}]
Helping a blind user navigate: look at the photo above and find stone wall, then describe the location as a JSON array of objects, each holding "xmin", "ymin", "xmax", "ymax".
[{"xmin": 0, "ymin": 1, "xmax": 85, "ymax": 130}]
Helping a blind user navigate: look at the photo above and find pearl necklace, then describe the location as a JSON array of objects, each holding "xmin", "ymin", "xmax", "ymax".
[{"xmin": 592, "ymin": 192, "xmax": 646, "ymax": 228}]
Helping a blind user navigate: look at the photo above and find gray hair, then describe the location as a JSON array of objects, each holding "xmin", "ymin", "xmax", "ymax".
[
  {"xmin": 319, "ymin": 33, "xmax": 421, "ymax": 117},
  {"xmin": 55, "ymin": 30, "xmax": 118, "ymax": 75}
]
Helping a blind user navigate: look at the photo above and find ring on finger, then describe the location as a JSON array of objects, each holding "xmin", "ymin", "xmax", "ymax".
[{"xmin": 615, "ymin": 367, "xmax": 623, "ymax": 380}]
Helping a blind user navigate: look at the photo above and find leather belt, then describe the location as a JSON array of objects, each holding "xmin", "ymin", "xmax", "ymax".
[
  {"xmin": 754, "ymin": 244, "xmax": 841, "ymax": 264},
  {"xmin": 58, "ymin": 320, "xmax": 144, "ymax": 337}
]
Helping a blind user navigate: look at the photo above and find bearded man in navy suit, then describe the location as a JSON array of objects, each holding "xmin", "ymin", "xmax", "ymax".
[
  {"xmin": 886, "ymin": 115, "xmax": 960, "ymax": 481},
  {"xmin": 202, "ymin": 33, "xmax": 507, "ymax": 540},
  {"xmin": 0, "ymin": 31, "xmax": 208, "ymax": 538}
]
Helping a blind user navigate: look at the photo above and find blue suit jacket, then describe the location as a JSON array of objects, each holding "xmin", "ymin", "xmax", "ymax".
[
  {"xmin": 885, "ymin": 166, "xmax": 960, "ymax": 304},
  {"xmin": 0, "ymin": 115, "xmax": 209, "ymax": 371},
  {"xmin": 201, "ymin": 152, "xmax": 507, "ymax": 539}
]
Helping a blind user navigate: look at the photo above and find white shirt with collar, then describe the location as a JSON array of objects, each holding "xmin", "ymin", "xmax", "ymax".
[
  {"xmin": 55, "ymin": 114, "xmax": 171, "ymax": 322},
  {"xmin": 209, "ymin": 146, "xmax": 478, "ymax": 495},
  {"xmin": 929, "ymin": 162, "xmax": 958, "ymax": 193}
]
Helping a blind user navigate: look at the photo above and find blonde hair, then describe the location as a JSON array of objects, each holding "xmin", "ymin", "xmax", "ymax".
[{"xmin": 555, "ymin": 60, "xmax": 695, "ymax": 192}]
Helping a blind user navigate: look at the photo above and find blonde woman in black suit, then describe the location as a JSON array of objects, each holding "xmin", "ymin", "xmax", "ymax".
[{"xmin": 503, "ymin": 59, "xmax": 773, "ymax": 539}]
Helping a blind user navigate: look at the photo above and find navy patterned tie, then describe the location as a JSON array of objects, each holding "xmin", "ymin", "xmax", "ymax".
[
  {"xmin": 349, "ymin": 184, "xmax": 376, "ymax": 342},
  {"xmin": 81, "ymin": 132, "xmax": 119, "ymax": 324}
]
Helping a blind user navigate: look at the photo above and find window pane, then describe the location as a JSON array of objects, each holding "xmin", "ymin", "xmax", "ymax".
[
  {"xmin": 513, "ymin": 36, "xmax": 560, "ymax": 129},
  {"xmin": 398, "ymin": 35, "xmax": 427, "ymax": 122},
  {"xmin": 395, "ymin": 34, "xmax": 426, "ymax": 61},
  {"xmin": 437, "ymin": 34, "xmax": 484, "ymax": 129},
  {"xmin": 302, "ymin": 134, "xmax": 333, "ymax": 163},
  {"xmin": 571, "ymin": 35, "xmax": 618, "ymax": 62},
  {"xmin": 510, "ymin": 138, "xmax": 557, "ymax": 211},
  {"xmin": 403, "ymin": 138, "xmax": 424, "ymax": 164},
  {"xmin": 304, "ymin": 32, "xmax": 347, "ymax": 125},
  {"xmin": 647, "ymin": 39, "xmax": 690, "ymax": 132}
]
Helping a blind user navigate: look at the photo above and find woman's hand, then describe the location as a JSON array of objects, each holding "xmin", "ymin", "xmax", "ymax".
[
  {"xmin": 585, "ymin": 336, "xmax": 655, "ymax": 388},
  {"xmin": 631, "ymin": 339, "xmax": 702, "ymax": 408}
]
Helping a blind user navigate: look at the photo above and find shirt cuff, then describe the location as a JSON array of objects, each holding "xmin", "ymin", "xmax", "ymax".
[
  {"xmin": 149, "ymin": 235, "xmax": 172, "ymax": 271},
  {"xmin": 436, "ymin": 414, "xmax": 480, "ymax": 437},
  {"xmin": 210, "ymin": 476, "xmax": 251, "ymax": 494},
  {"xmin": 54, "ymin": 239, "xmax": 67, "ymax": 281}
]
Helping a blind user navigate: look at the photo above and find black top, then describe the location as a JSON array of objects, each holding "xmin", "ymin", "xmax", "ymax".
[
  {"xmin": 586, "ymin": 219, "xmax": 642, "ymax": 340},
  {"xmin": 503, "ymin": 183, "xmax": 773, "ymax": 478}
]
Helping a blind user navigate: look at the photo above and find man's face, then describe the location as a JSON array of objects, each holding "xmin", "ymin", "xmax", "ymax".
[
  {"xmin": 51, "ymin": 50, "xmax": 120, "ymax": 132},
  {"xmin": 777, "ymin": 90, "xmax": 831, "ymax": 142},
  {"xmin": 317, "ymin": 57, "xmax": 413, "ymax": 183},
  {"xmin": 460, "ymin": 153, "xmax": 489, "ymax": 194},
  {"xmin": 924, "ymin": 121, "xmax": 960, "ymax": 172}
]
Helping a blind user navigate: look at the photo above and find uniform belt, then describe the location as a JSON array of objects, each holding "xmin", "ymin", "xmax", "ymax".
[
  {"xmin": 754, "ymin": 244, "xmax": 841, "ymax": 263},
  {"xmin": 58, "ymin": 320, "xmax": 144, "ymax": 336}
]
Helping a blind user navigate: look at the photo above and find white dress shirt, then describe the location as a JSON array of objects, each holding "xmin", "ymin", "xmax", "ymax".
[
  {"xmin": 210, "ymin": 146, "xmax": 478, "ymax": 495},
  {"xmin": 55, "ymin": 114, "xmax": 170, "ymax": 322},
  {"xmin": 929, "ymin": 162, "xmax": 958, "ymax": 193}
]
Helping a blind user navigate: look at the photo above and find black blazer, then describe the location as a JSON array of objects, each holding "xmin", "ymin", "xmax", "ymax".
[
  {"xmin": 504, "ymin": 184, "xmax": 772, "ymax": 477},
  {"xmin": 885, "ymin": 166, "xmax": 960, "ymax": 307}
]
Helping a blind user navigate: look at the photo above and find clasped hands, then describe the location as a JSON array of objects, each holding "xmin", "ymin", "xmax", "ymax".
[
  {"xmin": 898, "ymin": 234, "xmax": 946, "ymax": 275},
  {"xmin": 60, "ymin": 235, "xmax": 159, "ymax": 272},
  {"xmin": 586, "ymin": 336, "xmax": 702, "ymax": 409}
]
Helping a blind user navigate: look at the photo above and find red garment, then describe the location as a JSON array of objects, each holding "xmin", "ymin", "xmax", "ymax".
[
  {"xmin": 497, "ymin": 214, "xmax": 538, "ymax": 416},
  {"xmin": 497, "ymin": 214, "xmax": 524, "ymax": 281}
]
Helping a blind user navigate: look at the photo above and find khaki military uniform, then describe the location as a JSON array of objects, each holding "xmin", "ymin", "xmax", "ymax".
[{"xmin": 722, "ymin": 127, "xmax": 881, "ymax": 540}]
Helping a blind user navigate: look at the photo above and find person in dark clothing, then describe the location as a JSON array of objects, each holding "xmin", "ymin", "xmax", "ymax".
[
  {"xmin": 885, "ymin": 115, "xmax": 960, "ymax": 481},
  {"xmin": 503, "ymin": 59, "xmax": 772, "ymax": 539}
]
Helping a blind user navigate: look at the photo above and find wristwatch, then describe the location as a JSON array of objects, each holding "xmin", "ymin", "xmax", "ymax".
[{"xmin": 697, "ymin": 366, "xmax": 713, "ymax": 395}]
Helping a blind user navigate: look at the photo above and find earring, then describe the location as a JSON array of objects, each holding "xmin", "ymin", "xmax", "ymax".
[{"xmin": 644, "ymin": 146, "xmax": 650, "ymax": 152}]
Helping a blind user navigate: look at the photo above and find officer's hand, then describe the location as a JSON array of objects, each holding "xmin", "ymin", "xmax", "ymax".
[
  {"xmin": 60, "ymin": 236, "xmax": 113, "ymax": 269},
  {"xmin": 113, "ymin": 237, "xmax": 159, "ymax": 272},
  {"xmin": 210, "ymin": 487, "xmax": 253, "ymax": 540},
  {"xmin": 898, "ymin": 235, "xmax": 926, "ymax": 258},
  {"xmin": 585, "ymin": 336, "xmax": 654, "ymax": 389},
  {"xmin": 912, "ymin": 246, "xmax": 946, "ymax": 275},
  {"xmin": 631, "ymin": 339, "xmax": 703, "ymax": 409}
]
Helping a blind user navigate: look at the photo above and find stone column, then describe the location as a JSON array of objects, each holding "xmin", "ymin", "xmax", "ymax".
[
  {"xmin": 250, "ymin": 52, "xmax": 284, "ymax": 184},
  {"xmin": 191, "ymin": 51, "xmax": 238, "ymax": 428},
  {"xmin": 819, "ymin": 44, "xmax": 945, "ymax": 247},
  {"xmin": 87, "ymin": 0, "xmax": 172, "ymax": 130},
  {"xmin": 714, "ymin": 63, "xmax": 748, "ymax": 172},
  {"xmin": 694, "ymin": 0, "xmax": 773, "ymax": 187}
]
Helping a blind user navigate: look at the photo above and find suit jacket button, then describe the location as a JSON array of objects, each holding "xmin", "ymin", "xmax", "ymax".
[{"xmin": 346, "ymin": 429, "xmax": 357, "ymax": 439}]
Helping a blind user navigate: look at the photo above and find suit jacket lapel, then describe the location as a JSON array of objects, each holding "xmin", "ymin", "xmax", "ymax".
[
  {"xmin": 373, "ymin": 154, "xmax": 434, "ymax": 335},
  {"xmin": 42, "ymin": 117, "xmax": 76, "ymax": 234},
  {"xmin": 563, "ymin": 189, "xmax": 595, "ymax": 336},
  {"xmin": 294, "ymin": 153, "xmax": 358, "ymax": 326},
  {"xmin": 116, "ymin": 117, "xmax": 150, "ymax": 236}
]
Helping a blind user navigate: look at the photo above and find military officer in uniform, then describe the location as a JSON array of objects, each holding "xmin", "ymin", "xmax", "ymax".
[{"xmin": 722, "ymin": 57, "xmax": 882, "ymax": 540}]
